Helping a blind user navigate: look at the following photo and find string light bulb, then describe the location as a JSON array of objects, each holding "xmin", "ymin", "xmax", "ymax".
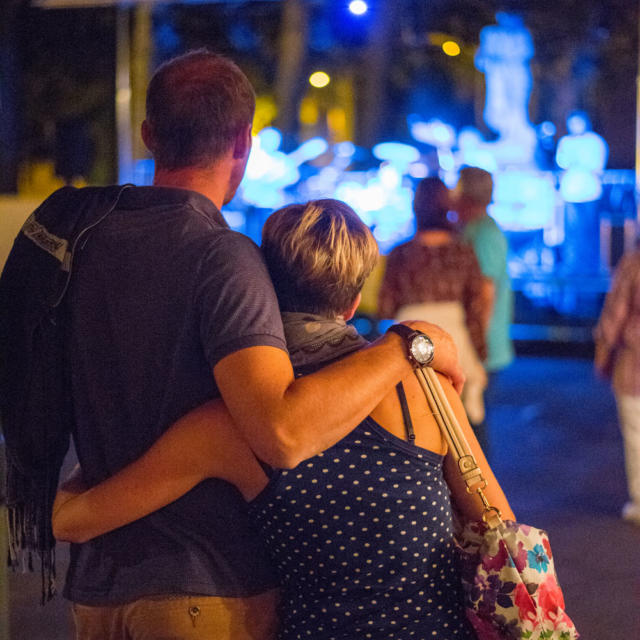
[
  {"xmin": 442, "ymin": 41, "xmax": 461, "ymax": 56},
  {"xmin": 309, "ymin": 71, "xmax": 331, "ymax": 88}
]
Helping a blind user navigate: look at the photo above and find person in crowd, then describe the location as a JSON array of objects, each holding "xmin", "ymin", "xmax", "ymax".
[
  {"xmin": 452, "ymin": 166, "xmax": 515, "ymax": 459},
  {"xmin": 378, "ymin": 176, "xmax": 489, "ymax": 433},
  {"xmin": 556, "ymin": 110, "xmax": 608, "ymax": 276},
  {"xmin": 1, "ymin": 50, "xmax": 464, "ymax": 640},
  {"xmin": 53, "ymin": 198, "xmax": 515, "ymax": 640},
  {"xmin": 594, "ymin": 248, "xmax": 640, "ymax": 526}
]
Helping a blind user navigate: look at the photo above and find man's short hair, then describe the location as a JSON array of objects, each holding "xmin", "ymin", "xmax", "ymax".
[
  {"xmin": 413, "ymin": 177, "xmax": 451, "ymax": 231},
  {"xmin": 456, "ymin": 166, "xmax": 494, "ymax": 208},
  {"xmin": 261, "ymin": 199, "xmax": 379, "ymax": 317},
  {"xmin": 145, "ymin": 49, "xmax": 255, "ymax": 170}
]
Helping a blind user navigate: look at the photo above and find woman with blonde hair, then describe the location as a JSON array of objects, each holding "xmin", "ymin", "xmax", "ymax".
[{"xmin": 53, "ymin": 199, "xmax": 513, "ymax": 639}]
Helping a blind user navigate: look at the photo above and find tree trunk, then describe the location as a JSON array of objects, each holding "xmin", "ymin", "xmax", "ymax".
[
  {"xmin": 357, "ymin": 0, "xmax": 395, "ymax": 148},
  {"xmin": 274, "ymin": 0, "xmax": 309, "ymax": 148},
  {"xmin": 131, "ymin": 4, "xmax": 153, "ymax": 163},
  {"xmin": 0, "ymin": 1, "xmax": 25, "ymax": 193}
]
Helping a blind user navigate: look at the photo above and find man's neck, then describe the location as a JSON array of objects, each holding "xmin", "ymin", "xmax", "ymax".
[
  {"xmin": 416, "ymin": 229, "xmax": 454, "ymax": 246},
  {"xmin": 461, "ymin": 206, "xmax": 488, "ymax": 224},
  {"xmin": 152, "ymin": 164, "xmax": 232, "ymax": 210}
]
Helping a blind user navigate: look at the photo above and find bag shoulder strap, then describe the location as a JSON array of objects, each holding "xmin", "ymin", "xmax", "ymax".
[{"xmin": 414, "ymin": 366, "xmax": 502, "ymax": 528}]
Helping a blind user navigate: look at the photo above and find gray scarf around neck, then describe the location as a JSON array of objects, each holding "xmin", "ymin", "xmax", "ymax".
[{"xmin": 282, "ymin": 312, "xmax": 367, "ymax": 371}]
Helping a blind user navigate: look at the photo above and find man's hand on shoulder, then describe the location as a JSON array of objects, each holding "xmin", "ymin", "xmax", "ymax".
[
  {"xmin": 390, "ymin": 320, "xmax": 465, "ymax": 394},
  {"xmin": 213, "ymin": 322, "xmax": 464, "ymax": 469}
]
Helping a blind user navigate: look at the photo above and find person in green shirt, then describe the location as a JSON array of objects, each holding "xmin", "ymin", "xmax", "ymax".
[{"xmin": 452, "ymin": 166, "xmax": 515, "ymax": 458}]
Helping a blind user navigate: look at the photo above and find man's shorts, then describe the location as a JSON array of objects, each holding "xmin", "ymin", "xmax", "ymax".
[{"xmin": 71, "ymin": 589, "xmax": 280, "ymax": 640}]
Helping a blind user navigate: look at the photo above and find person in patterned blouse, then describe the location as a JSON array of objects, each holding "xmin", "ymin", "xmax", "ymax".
[
  {"xmin": 379, "ymin": 177, "xmax": 490, "ymax": 436},
  {"xmin": 52, "ymin": 199, "xmax": 514, "ymax": 639},
  {"xmin": 595, "ymin": 248, "xmax": 640, "ymax": 526}
]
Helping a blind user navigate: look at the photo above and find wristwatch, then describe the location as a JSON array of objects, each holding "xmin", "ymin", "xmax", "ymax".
[{"xmin": 386, "ymin": 324, "xmax": 435, "ymax": 367}]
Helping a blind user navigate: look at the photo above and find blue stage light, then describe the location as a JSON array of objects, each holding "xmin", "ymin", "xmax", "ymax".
[
  {"xmin": 372, "ymin": 142, "xmax": 419, "ymax": 166},
  {"xmin": 348, "ymin": 1, "xmax": 368, "ymax": 16}
]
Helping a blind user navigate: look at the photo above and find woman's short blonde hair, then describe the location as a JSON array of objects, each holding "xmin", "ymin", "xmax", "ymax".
[{"xmin": 261, "ymin": 199, "xmax": 379, "ymax": 316}]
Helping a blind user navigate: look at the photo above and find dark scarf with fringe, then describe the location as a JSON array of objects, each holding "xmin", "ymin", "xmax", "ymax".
[{"xmin": 1, "ymin": 185, "xmax": 130, "ymax": 603}]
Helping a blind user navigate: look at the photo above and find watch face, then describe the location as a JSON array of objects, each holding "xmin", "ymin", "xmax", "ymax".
[{"xmin": 410, "ymin": 334, "xmax": 434, "ymax": 365}]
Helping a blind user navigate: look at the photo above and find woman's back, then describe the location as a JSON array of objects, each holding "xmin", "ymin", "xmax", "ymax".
[
  {"xmin": 249, "ymin": 416, "xmax": 473, "ymax": 639},
  {"xmin": 378, "ymin": 237, "xmax": 486, "ymax": 361},
  {"xmin": 378, "ymin": 236, "xmax": 488, "ymax": 425},
  {"xmin": 249, "ymin": 316, "xmax": 474, "ymax": 639},
  {"xmin": 379, "ymin": 236, "xmax": 478, "ymax": 302}
]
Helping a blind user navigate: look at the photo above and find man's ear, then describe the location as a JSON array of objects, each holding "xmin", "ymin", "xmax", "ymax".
[
  {"xmin": 141, "ymin": 120, "xmax": 155, "ymax": 154},
  {"xmin": 342, "ymin": 293, "xmax": 362, "ymax": 322},
  {"xmin": 233, "ymin": 123, "xmax": 252, "ymax": 160}
]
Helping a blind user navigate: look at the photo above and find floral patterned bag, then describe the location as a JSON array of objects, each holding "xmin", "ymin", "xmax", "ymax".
[
  {"xmin": 415, "ymin": 366, "xmax": 579, "ymax": 640},
  {"xmin": 456, "ymin": 519, "xmax": 578, "ymax": 639}
]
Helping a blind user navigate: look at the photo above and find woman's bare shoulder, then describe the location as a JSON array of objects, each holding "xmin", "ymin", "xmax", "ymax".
[{"xmin": 368, "ymin": 372, "xmax": 446, "ymax": 455}]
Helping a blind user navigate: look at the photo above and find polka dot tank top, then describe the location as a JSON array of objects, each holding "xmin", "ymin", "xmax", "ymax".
[{"xmin": 248, "ymin": 416, "xmax": 475, "ymax": 639}]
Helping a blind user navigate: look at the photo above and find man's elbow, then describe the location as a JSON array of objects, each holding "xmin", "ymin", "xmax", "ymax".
[
  {"xmin": 257, "ymin": 441, "xmax": 306, "ymax": 470},
  {"xmin": 252, "ymin": 418, "xmax": 308, "ymax": 470}
]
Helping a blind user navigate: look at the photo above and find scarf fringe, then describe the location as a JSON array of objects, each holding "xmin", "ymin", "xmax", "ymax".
[{"xmin": 6, "ymin": 462, "xmax": 58, "ymax": 604}]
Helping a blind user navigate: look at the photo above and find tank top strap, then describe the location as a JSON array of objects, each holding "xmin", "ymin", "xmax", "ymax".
[{"xmin": 395, "ymin": 382, "xmax": 416, "ymax": 445}]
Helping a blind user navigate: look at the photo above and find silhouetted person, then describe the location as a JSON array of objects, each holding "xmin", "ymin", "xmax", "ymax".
[{"xmin": 556, "ymin": 110, "xmax": 608, "ymax": 275}]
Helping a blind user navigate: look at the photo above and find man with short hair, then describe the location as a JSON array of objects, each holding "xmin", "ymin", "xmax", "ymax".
[
  {"xmin": 454, "ymin": 167, "xmax": 514, "ymax": 375},
  {"xmin": 453, "ymin": 166, "xmax": 514, "ymax": 458},
  {"xmin": 4, "ymin": 50, "xmax": 463, "ymax": 639}
]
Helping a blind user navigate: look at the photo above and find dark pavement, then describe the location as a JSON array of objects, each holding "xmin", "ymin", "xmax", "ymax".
[
  {"xmin": 488, "ymin": 356, "xmax": 640, "ymax": 639},
  {"xmin": 6, "ymin": 355, "xmax": 640, "ymax": 639}
]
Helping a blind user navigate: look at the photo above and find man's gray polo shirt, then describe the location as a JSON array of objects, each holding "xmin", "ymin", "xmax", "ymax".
[{"xmin": 63, "ymin": 186, "xmax": 286, "ymax": 604}]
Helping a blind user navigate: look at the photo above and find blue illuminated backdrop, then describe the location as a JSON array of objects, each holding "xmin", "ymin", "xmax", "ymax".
[{"xmin": 134, "ymin": 11, "xmax": 632, "ymax": 327}]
